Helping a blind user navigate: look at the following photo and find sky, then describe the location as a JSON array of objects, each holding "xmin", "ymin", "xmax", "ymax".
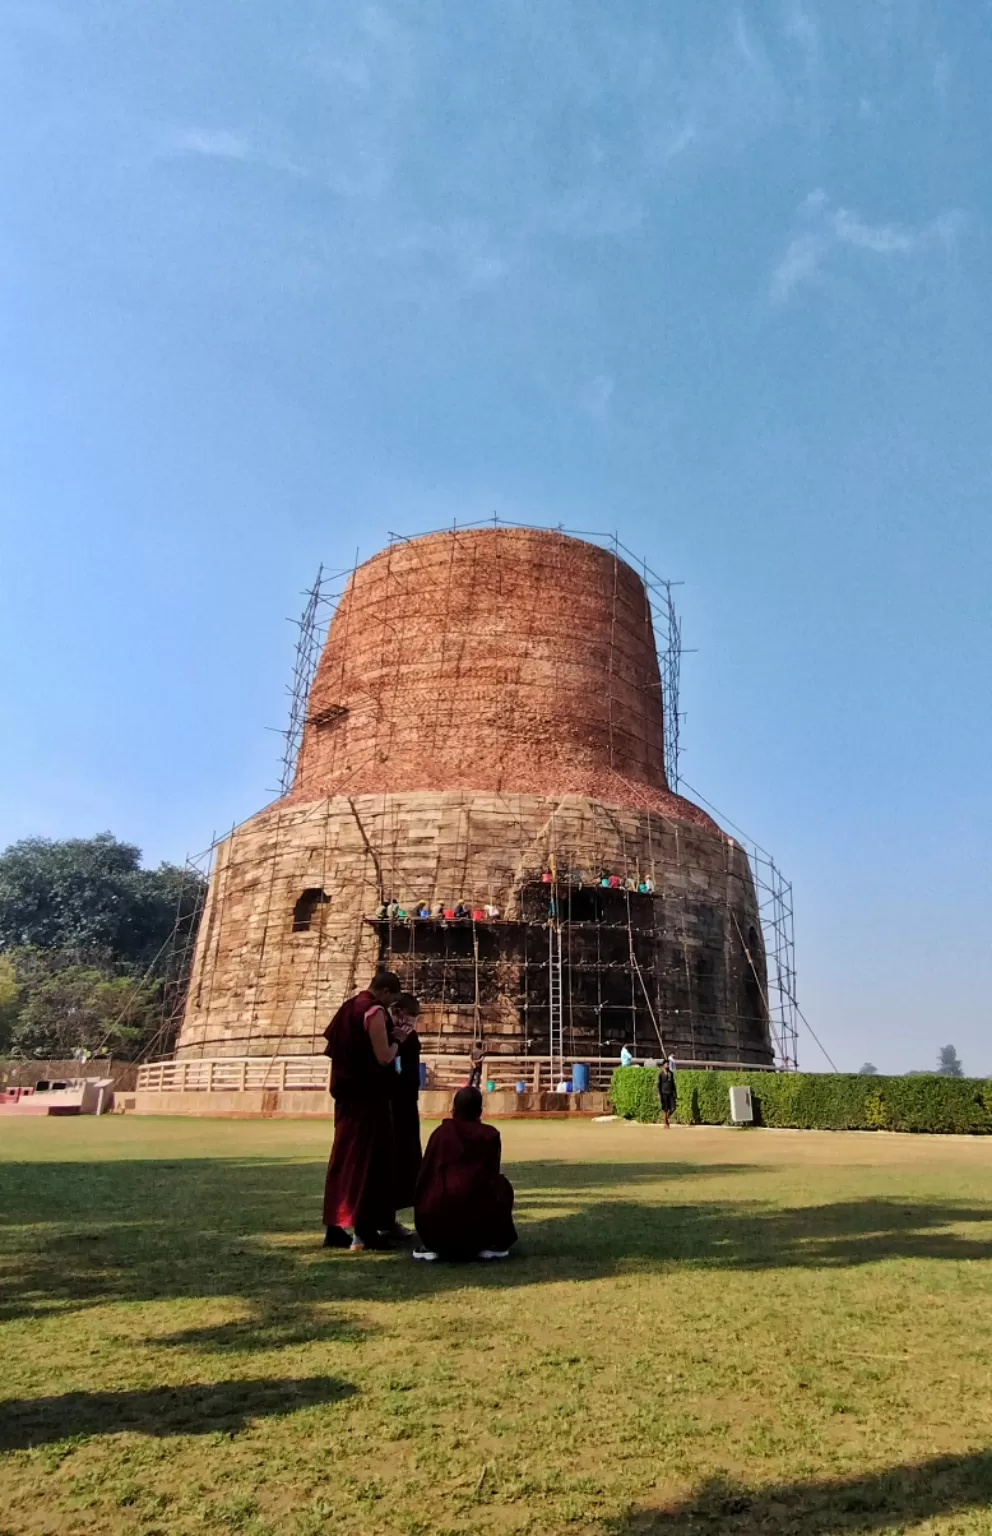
[{"xmin": 1, "ymin": 1, "xmax": 990, "ymax": 1075}]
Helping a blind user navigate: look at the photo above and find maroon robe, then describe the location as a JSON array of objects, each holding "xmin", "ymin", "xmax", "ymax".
[
  {"xmin": 391, "ymin": 1030, "xmax": 423, "ymax": 1210},
  {"xmin": 322, "ymin": 991, "xmax": 396, "ymax": 1237},
  {"xmin": 414, "ymin": 1116, "xmax": 517, "ymax": 1257}
]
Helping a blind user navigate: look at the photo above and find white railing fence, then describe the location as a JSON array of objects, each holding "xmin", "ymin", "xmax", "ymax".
[
  {"xmin": 135, "ymin": 1053, "xmax": 774, "ymax": 1095},
  {"xmin": 135, "ymin": 1055, "xmax": 617, "ymax": 1095}
]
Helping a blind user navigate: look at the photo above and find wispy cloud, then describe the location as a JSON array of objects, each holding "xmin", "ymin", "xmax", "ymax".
[
  {"xmin": 291, "ymin": 4, "xmax": 783, "ymax": 295},
  {"xmin": 661, "ymin": 123, "xmax": 696, "ymax": 162},
  {"xmin": 161, "ymin": 128, "xmax": 307, "ymax": 180},
  {"xmin": 540, "ymin": 187, "xmax": 644, "ymax": 240},
  {"xmin": 771, "ymin": 192, "xmax": 966, "ymax": 303},
  {"xmin": 933, "ymin": 55, "xmax": 951, "ymax": 106},
  {"xmin": 168, "ymin": 128, "xmax": 251, "ymax": 161},
  {"xmin": 383, "ymin": 219, "xmax": 510, "ymax": 292},
  {"xmin": 784, "ymin": 3, "xmax": 819, "ymax": 67},
  {"xmin": 579, "ymin": 374, "xmax": 614, "ymax": 420},
  {"xmin": 771, "ymin": 234, "xmax": 822, "ymax": 304},
  {"xmin": 733, "ymin": 10, "xmax": 760, "ymax": 69}
]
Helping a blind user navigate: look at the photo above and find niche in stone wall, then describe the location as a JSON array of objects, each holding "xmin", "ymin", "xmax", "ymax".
[{"xmin": 292, "ymin": 888, "xmax": 331, "ymax": 932}]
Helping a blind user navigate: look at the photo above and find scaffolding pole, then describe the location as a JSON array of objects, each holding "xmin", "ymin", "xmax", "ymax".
[{"xmin": 278, "ymin": 564, "xmax": 337, "ymax": 798}]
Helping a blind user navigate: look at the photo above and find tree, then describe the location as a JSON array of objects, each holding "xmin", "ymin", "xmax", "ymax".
[
  {"xmin": 0, "ymin": 833, "xmax": 205, "ymax": 971},
  {"xmin": 937, "ymin": 1044, "xmax": 964, "ymax": 1077},
  {"xmin": 859, "ymin": 1062, "xmax": 879, "ymax": 1075},
  {"xmin": 0, "ymin": 835, "xmax": 207, "ymax": 1061},
  {"xmin": 0, "ymin": 955, "xmax": 19, "ymax": 1054},
  {"xmin": 10, "ymin": 962, "xmax": 154, "ymax": 1059}
]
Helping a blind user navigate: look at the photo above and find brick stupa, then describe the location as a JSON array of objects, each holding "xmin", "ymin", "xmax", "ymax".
[{"xmin": 177, "ymin": 528, "xmax": 774, "ymax": 1066}]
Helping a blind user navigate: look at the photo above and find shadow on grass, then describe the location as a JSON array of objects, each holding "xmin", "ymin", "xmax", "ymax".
[
  {"xmin": 1, "ymin": 1156, "xmax": 990, "ymax": 1345},
  {"xmin": 511, "ymin": 1160, "xmax": 761, "ymax": 1189},
  {"xmin": 0, "ymin": 1376, "xmax": 355, "ymax": 1450},
  {"xmin": 606, "ymin": 1449, "xmax": 992, "ymax": 1533}
]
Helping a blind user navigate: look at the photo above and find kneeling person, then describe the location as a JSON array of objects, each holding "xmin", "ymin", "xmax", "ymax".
[{"xmin": 413, "ymin": 1086, "xmax": 517, "ymax": 1261}]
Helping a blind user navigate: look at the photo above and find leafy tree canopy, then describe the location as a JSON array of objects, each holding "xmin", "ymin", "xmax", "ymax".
[
  {"xmin": 0, "ymin": 834, "xmax": 204, "ymax": 972},
  {"xmin": 859, "ymin": 1062, "xmax": 878, "ymax": 1075},
  {"xmin": 937, "ymin": 1044, "xmax": 964, "ymax": 1078},
  {"xmin": 0, "ymin": 836, "xmax": 207, "ymax": 1060},
  {"xmin": 7, "ymin": 954, "xmax": 155, "ymax": 1059},
  {"xmin": 0, "ymin": 954, "xmax": 19, "ymax": 1054}
]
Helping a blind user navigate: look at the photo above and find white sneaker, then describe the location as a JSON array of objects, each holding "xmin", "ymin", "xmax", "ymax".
[
  {"xmin": 412, "ymin": 1248, "xmax": 438, "ymax": 1262},
  {"xmin": 478, "ymin": 1249, "xmax": 510, "ymax": 1260}
]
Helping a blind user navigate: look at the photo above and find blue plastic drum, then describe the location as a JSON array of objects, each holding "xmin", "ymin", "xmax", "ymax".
[{"xmin": 572, "ymin": 1063, "xmax": 590, "ymax": 1092}]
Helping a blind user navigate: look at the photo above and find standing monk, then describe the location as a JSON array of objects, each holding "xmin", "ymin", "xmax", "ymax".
[
  {"xmin": 390, "ymin": 992, "xmax": 423, "ymax": 1220},
  {"xmin": 322, "ymin": 970, "xmax": 404, "ymax": 1252}
]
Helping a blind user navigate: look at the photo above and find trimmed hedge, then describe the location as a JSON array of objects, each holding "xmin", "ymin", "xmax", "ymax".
[{"xmin": 608, "ymin": 1066, "xmax": 992, "ymax": 1135}]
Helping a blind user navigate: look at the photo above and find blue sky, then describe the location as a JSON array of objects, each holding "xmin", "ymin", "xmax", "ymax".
[{"xmin": 2, "ymin": 1, "xmax": 989, "ymax": 1073}]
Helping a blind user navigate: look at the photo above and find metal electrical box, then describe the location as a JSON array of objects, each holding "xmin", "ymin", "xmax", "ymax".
[{"xmin": 729, "ymin": 1085, "xmax": 754, "ymax": 1124}]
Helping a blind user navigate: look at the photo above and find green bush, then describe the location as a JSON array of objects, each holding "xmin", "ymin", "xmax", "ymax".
[{"xmin": 608, "ymin": 1067, "xmax": 992, "ymax": 1135}]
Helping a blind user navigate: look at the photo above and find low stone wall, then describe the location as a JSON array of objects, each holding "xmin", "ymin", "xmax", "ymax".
[
  {"xmin": 126, "ymin": 1087, "xmax": 608, "ymax": 1118},
  {"xmin": 128, "ymin": 1088, "xmax": 333, "ymax": 1118},
  {"xmin": 421, "ymin": 1088, "xmax": 607, "ymax": 1117}
]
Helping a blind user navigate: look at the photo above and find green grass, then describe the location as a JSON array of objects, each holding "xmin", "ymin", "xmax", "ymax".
[{"xmin": 1, "ymin": 1116, "xmax": 992, "ymax": 1535}]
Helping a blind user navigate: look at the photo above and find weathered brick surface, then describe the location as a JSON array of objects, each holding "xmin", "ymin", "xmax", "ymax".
[
  {"xmin": 176, "ymin": 791, "xmax": 772, "ymax": 1066},
  {"xmin": 291, "ymin": 527, "xmax": 715, "ymax": 828}
]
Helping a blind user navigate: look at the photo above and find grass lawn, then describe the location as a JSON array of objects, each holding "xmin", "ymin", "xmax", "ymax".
[{"xmin": 1, "ymin": 1117, "xmax": 991, "ymax": 1535}]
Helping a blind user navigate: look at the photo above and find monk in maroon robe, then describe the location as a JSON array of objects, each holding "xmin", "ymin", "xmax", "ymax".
[
  {"xmin": 322, "ymin": 971, "xmax": 405, "ymax": 1251},
  {"xmin": 390, "ymin": 993, "xmax": 423, "ymax": 1213},
  {"xmin": 413, "ymin": 1086, "xmax": 517, "ymax": 1261}
]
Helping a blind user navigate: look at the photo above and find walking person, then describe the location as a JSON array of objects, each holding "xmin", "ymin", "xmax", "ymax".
[
  {"xmin": 321, "ymin": 970, "xmax": 407, "ymax": 1252},
  {"xmin": 468, "ymin": 1040, "xmax": 484, "ymax": 1089},
  {"xmin": 657, "ymin": 1060, "xmax": 677, "ymax": 1128}
]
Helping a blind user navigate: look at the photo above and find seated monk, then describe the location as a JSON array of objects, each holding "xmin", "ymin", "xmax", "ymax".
[{"xmin": 413, "ymin": 1086, "xmax": 517, "ymax": 1262}]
